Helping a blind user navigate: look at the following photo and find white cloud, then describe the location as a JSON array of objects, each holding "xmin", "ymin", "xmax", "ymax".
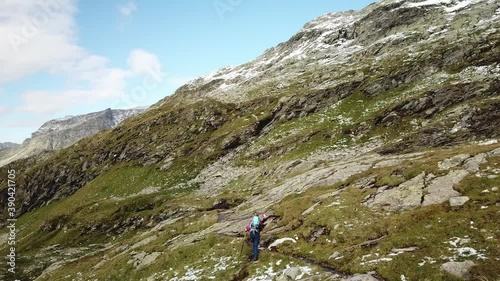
[
  {"xmin": 128, "ymin": 49, "xmax": 163, "ymax": 77},
  {"xmin": 0, "ymin": 0, "xmax": 82, "ymax": 83},
  {"xmin": 0, "ymin": 1, "xmax": 168, "ymax": 116},
  {"xmin": 17, "ymin": 50, "xmax": 162, "ymax": 114},
  {"xmin": 119, "ymin": 1, "xmax": 137, "ymax": 16}
]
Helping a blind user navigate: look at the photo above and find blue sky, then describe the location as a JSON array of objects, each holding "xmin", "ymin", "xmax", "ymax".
[{"xmin": 0, "ymin": 0, "xmax": 374, "ymax": 143}]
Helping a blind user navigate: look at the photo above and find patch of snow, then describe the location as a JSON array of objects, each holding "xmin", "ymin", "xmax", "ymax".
[
  {"xmin": 418, "ymin": 256, "xmax": 437, "ymax": 267},
  {"xmin": 449, "ymin": 237, "xmax": 461, "ymax": 247},
  {"xmin": 171, "ymin": 267, "xmax": 203, "ymax": 281},
  {"xmin": 281, "ymin": 43, "xmax": 308, "ymax": 61},
  {"xmin": 446, "ymin": 237, "xmax": 488, "ymax": 261},
  {"xmin": 479, "ymin": 139, "xmax": 498, "ymax": 146},
  {"xmin": 334, "ymin": 115, "xmax": 352, "ymax": 125},
  {"xmin": 211, "ymin": 256, "xmax": 234, "ymax": 273},
  {"xmin": 360, "ymin": 257, "xmax": 393, "ymax": 265},
  {"xmin": 470, "ymin": 221, "xmax": 478, "ymax": 230},
  {"xmin": 247, "ymin": 265, "xmax": 312, "ymax": 281},
  {"xmin": 388, "ymin": 251, "xmax": 405, "ymax": 257},
  {"xmin": 218, "ymin": 82, "xmax": 233, "ymax": 91},
  {"xmin": 202, "ymin": 65, "xmax": 238, "ymax": 82},
  {"xmin": 246, "ymin": 266, "xmax": 278, "ymax": 281},
  {"xmin": 451, "ymin": 247, "xmax": 486, "ymax": 259},
  {"xmin": 444, "ymin": 0, "xmax": 473, "ymax": 12},
  {"xmin": 429, "ymin": 28, "xmax": 449, "ymax": 38},
  {"xmin": 328, "ymin": 201, "xmax": 342, "ymax": 207},
  {"xmin": 296, "ymin": 266, "xmax": 313, "ymax": 279},
  {"xmin": 302, "ymin": 12, "xmax": 359, "ymax": 32},
  {"xmin": 268, "ymin": 238, "xmax": 297, "ymax": 250},
  {"xmin": 407, "ymin": 0, "xmax": 451, "ymax": 8},
  {"xmin": 427, "ymin": 26, "xmax": 439, "ymax": 33},
  {"xmin": 361, "ymin": 254, "xmax": 372, "ymax": 261}
]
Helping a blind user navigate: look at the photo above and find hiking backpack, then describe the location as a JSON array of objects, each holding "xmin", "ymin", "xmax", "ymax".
[{"xmin": 250, "ymin": 216, "xmax": 260, "ymax": 233}]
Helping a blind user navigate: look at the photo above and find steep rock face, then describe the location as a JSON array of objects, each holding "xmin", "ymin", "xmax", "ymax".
[
  {"xmin": 32, "ymin": 108, "xmax": 145, "ymax": 144},
  {"xmin": 0, "ymin": 108, "xmax": 146, "ymax": 167}
]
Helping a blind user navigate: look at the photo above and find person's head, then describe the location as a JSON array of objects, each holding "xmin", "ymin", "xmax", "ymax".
[{"xmin": 253, "ymin": 212, "xmax": 259, "ymax": 217}]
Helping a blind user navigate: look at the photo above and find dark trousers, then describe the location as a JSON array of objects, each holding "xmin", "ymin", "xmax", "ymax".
[{"xmin": 250, "ymin": 232, "xmax": 260, "ymax": 261}]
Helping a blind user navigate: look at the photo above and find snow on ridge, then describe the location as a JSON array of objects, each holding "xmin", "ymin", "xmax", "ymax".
[
  {"xmin": 181, "ymin": 0, "xmax": 494, "ymax": 98},
  {"xmin": 281, "ymin": 43, "xmax": 309, "ymax": 61},
  {"xmin": 407, "ymin": 0, "xmax": 452, "ymax": 8},
  {"xmin": 37, "ymin": 113, "xmax": 98, "ymax": 134},
  {"xmin": 445, "ymin": 0, "xmax": 474, "ymax": 12},
  {"xmin": 182, "ymin": 11, "xmax": 363, "ymax": 92},
  {"xmin": 54, "ymin": 115, "xmax": 76, "ymax": 122},
  {"xmin": 407, "ymin": 0, "xmax": 486, "ymax": 10},
  {"xmin": 202, "ymin": 65, "xmax": 238, "ymax": 82},
  {"xmin": 302, "ymin": 12, "xmax": 359, "ymax": 32}
]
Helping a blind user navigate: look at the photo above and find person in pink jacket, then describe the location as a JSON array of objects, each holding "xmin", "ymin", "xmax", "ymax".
[{"xmin": 245, "ymin": 213, "xmax": 265, "ymax": 261}]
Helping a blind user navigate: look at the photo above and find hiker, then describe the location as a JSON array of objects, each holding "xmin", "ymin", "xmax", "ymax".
[{"xmin": 245, "ymin": 212, "xmax": 265, "ymax": 261}]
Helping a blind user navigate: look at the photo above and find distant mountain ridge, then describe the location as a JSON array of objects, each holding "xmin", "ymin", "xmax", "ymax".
[
  {"xmin": 0, "ymin": 107, "xmax": 147, "ymax": 167},
  {"xmin": 0, "ymin": 142, "xmax": 20, "ymax": 149}
]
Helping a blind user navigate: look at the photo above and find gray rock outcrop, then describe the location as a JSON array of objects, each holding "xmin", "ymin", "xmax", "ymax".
[
  {"xmin": 365, "ymin": 172, "xmax": 425, "ymax": 211},
  {"xmin": 422, "ymin": 170, "xmax": 469, "ymax": 206},
  {"xmin": 440, "ymin": 261, "xmax": 475, "ymax": 280},
  {"xmin": 438, "ymin": 154, "xmax": 470, "ymax": 170},
  {"xmin": 463, "ymin": 154, "xmax": 487, "ymax": 172},
  {"xmin": 449, "ymin": 196, "xmax": 470, "ymax": 207}
]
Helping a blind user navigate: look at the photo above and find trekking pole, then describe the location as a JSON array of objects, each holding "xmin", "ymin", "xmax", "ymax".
[{"xmin": 240, "ymin": 232, "xmax": 247, "ymax": 255}]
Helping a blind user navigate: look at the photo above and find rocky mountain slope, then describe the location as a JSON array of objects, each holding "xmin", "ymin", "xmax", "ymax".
[
  {"xmin": 0, "ymin": 107, "xmax": 146, "ymax": 167},
  {"xmin": 1, "ymin": 0, "xmax": 499, "ymax": 280}
]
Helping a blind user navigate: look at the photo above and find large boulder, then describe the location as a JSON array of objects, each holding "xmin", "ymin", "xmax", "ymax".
[
  {"xmin": 422, "ymin": 170, "xmax": 468, "ymax": 206},
  {"xmin": 438, "ymin": 154, "xmax": 470, "ymax": 170},
  {"xmin": 440, "ymin": 261, "xmax": 475, "ymax": 280},
  {"xmin": 365, "ymin": 173, "xmax": 425, "ymax": 211},
  {"xmin": 283, "ymin": 267, "xmax": 302, "ymax": 280},
  {"xmin": 463, "ymin": 153, "xmax": 487, "ymax": 172},
  {"xmin": 449, "ymin": 196, "xmax": 470, "ymax": 206}
]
